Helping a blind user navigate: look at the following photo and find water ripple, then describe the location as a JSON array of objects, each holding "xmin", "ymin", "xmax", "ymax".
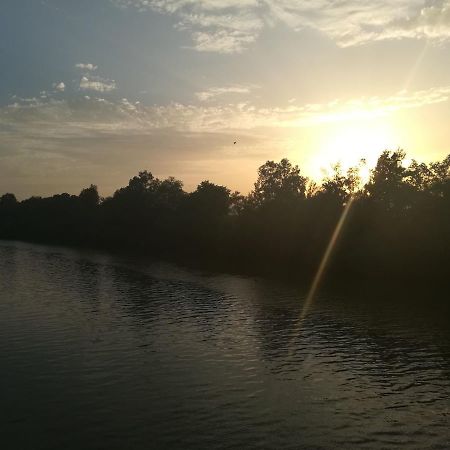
[{"xmin": 1, "ymin": 241, "xmax": 449, "ymax": 449}]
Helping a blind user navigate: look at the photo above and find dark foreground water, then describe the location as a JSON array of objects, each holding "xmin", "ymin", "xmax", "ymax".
[{"xmin": 1, "ymin": 241, "xmax": 449, "ymax": 450}]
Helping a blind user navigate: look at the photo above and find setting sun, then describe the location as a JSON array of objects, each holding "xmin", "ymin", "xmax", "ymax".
[{"xmin": 312, "ymin": 120, "xmax": 397, "ymax": 180}]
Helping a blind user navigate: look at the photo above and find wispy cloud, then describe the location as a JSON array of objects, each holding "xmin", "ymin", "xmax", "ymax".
[
  {"xmin": 196, "ymin": 85, "xmax": 256, "ymax": 101},
  {"xmin": 2, "ymin": 85, "xmax": 449, "ymax": 195},
  {"xmin": 75, "ymin": 63, "xmax": 98, "ymax": 71},
  {"xmin": 3, "ymin": 85, "xmax": 449, "ymax": 140},
  {"xmin": 112, "ymin": 0, "xmax": 263, "ymax": 53},
  {"xmin": 53, "ymin": 82, "xmax": 66, "ymax": 92},
  {"xmin": 112, "ymin": 0, "xmax": 450, "ymax": 52},
  {"xmin": 264, "ymin": 0, "xmax": 450, "ymax": 47},
  {"xmin": 79, "ymin": 76, "xmax": 117, "ymax": 92}
]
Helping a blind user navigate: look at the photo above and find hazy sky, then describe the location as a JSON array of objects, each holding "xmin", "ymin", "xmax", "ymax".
[{"xmin": 2, "ymin": 0, "xmax": 450, "ymax": 197}]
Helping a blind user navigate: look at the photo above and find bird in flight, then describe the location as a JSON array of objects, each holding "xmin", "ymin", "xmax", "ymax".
[{"xmin": 233, "ymin": 141, "xmax": 237, "ymax": 144}]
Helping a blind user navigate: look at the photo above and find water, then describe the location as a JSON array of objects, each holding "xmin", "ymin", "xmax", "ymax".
[{"xmin": 1, "ymin": 240, "xmax": 449, "ymax": 450}]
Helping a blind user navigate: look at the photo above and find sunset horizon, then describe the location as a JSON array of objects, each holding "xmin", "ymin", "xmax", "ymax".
[
  {"xmin": 2, "ymin": 1, "xmax": 450, "ymax": 198},
  {"xmin": 1, "ymin": 3, "xmax": 449, "ymax": 449}
]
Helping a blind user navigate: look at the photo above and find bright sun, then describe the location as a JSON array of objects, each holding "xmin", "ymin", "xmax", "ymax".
[{"xmin": 312, "ymin": 121, "xmax": 397, "ymax": 183}]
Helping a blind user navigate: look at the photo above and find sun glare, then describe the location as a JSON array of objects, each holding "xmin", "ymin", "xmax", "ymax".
[{"xmin": 311, "ymin": 121, "xmax": 397, "ymax": 182}]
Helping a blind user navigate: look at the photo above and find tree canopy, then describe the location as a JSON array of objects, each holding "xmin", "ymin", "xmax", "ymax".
[{"xmin": 0, "ymin": 150, "xmax": 448, "ymax": 286}]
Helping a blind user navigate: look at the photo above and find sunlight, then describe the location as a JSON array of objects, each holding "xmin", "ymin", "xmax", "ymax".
[
  {"xmin": 311, "ymin": 121, "xmax": 397, "ymax": 182},
  {"xmin": 288, "ymin": 197, "xmax": 355, "ymax": 355},
  {"xmin": 301, "ymin": 196, "xmax": 355, "ymax": 322}
]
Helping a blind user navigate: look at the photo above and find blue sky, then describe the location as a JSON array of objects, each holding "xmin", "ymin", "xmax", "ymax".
[{"xmin": 2, "ymin": 0, "xmax": 450, "ymax": 197}]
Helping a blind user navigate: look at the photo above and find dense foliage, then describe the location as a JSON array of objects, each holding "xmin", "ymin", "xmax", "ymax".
[{"xmin": 1, "ymin": 150, "xmax": 449, "ymax": 284}]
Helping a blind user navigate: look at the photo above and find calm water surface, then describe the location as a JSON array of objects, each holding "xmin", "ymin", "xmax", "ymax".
[{"xmin": 1, "ymin": 240, "xmax": 449, "ymax": 449}]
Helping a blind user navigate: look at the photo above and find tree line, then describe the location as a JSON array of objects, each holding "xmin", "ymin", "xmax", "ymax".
[{"xmin": 0, "ymin": 150, "xmax": 449, "ymax": 285}]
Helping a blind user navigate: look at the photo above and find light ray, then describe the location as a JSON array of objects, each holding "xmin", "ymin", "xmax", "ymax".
[
  {"xmin": 301, "ymin": 196, "xmax": 354, "ymax": 319},
  {"xmin": 289, "ymin": 196, "xmax": 355, "ymax": 351},
  {"xmin": 403, "ymin": 6, "xmax": 446, "ymax": 92},
  {"xmin": 403, "ymin": 41, "xmax": 430, "ymax": 92}
]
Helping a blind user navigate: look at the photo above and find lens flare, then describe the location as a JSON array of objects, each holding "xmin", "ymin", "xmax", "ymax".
[{"xmin": 289, "ymin": 197, "xmax": 355, "ymax": 351}]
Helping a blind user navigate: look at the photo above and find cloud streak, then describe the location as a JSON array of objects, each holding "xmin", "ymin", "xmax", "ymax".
[
  {"xmin": 54, "ymin": 82, "xmax": 66, "ymax": 92},
  {"xmin": 2, "ymin": 84, "xmax": 450, "ymax": 196},
  {"xmin": 112, "ymin": 0, "xmax": 450, "ymax": 53},
  {"xmin": 75, "ymin": 63, "xmax": 98, "ymax": 71},
  {"xmin": 3, "ymin": 85, "xmax": 449, "ymax": 144},
  {"xmin": 196, "ymin": 85, "xmax": 256, "ymax": 101},
  {"xmin": 79, "ymin": 76, "xmax": 117, "ymax": 92}
]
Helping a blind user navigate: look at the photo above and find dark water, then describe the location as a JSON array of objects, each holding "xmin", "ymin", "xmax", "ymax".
[{"xmin": 1, "ymin": 241, "xmax": 449, "ymax": 450}]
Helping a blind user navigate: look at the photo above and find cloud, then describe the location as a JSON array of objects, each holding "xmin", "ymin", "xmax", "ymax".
[
  {"xmin": 263, "ymin": 0, "xmax": 450, "ymax": 47},
  {"xmin": 196, "ymin": 85, "xmax": 255, "ymax": 101},
  {"xmin": 3, "ymin": 85, "xmax": 449, "ymax": 143},
  {"xmin": 112, "ymin": 0, "xmax": 450, "ymax": 52},
  {"xmin": 113, "ymin": 0, "xmax": 263, "ymax": 53},
  {"xmin": 53, "ymin": 82, "xmax": 66, "ymax": 92},
  {"xmin": 2, "ymin": 85, "xmax": 450, "ymax": 196},
  {"xmin": 79, "ymin": 76, "xmax": 117, "ymax": 92},
  {"xmin": 75, "ymin": 63, "xmax": 98, "ymax": 71}
]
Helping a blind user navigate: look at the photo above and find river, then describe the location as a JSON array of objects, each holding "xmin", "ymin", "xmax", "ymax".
[{"xmin": 1, "ymin": 240, "xmax": 449, "ymax": 449}]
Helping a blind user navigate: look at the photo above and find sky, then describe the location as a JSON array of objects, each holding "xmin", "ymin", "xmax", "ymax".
[{"xmin": 1, "ymin": 0, "xmax": 450, "ymax": 198}]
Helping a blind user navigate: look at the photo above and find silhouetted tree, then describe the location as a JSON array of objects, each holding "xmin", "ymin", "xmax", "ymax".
[
  {"xmin": 0, "ymin": 151, "xmax": 448, "ymax": 286},
  {"xmin": 0, "ymin": 193, "xmax": 18, "ymax": 208},
  {"xmin": 189, "ymin": 181, "xmax": 231, "ymax": 219},
  {"xmin": 250, "ymin": 158, "xmax": 308, "ymax": 206},
  {"xmin": 365, "ymin": 150, "xmax": 415, "ymax": 210},
  {"xmin": 79, "ymin": 185, "xmax": 100, "ymax": 207},
  {"xmin": 320, "ymin": 162, "xmax": 363, "ymax": 202}
]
